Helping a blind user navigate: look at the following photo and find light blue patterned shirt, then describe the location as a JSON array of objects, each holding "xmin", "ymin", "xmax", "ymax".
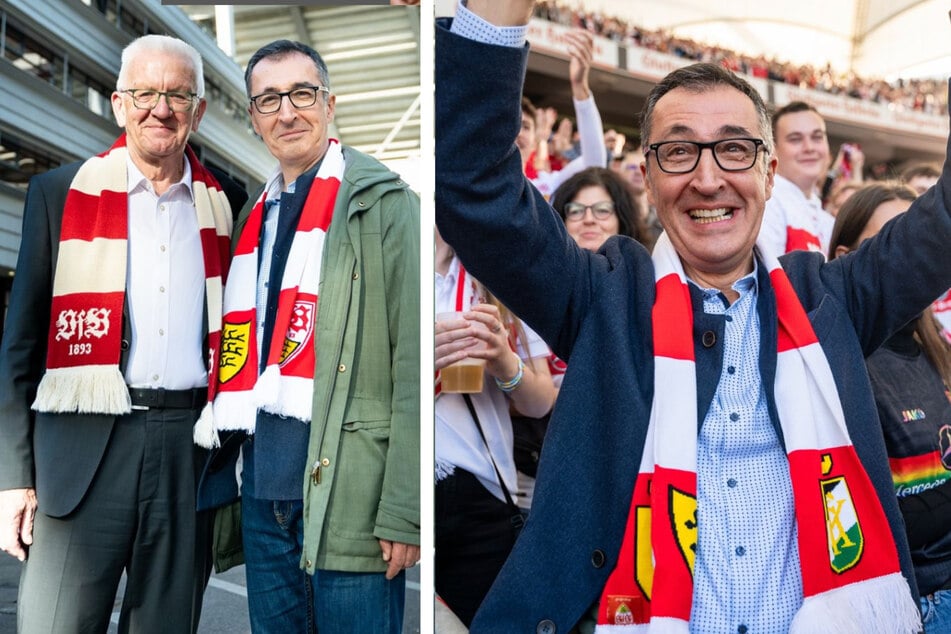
[
  {"xmin": 450, "ymin": 6, "xmax": 802, "ymax": 630},
  {"xmin": 690, "ymin": 270, "xmax": 801, "ymax": 633}
]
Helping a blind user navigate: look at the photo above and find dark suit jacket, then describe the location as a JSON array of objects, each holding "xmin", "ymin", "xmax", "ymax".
[
  {"xmin": 436, "ymin": 21, "xmax": 951, "ymax": 632},
  {"xmin": 0, "ymin": 158, "xmax": 246, "ymax": 518}
]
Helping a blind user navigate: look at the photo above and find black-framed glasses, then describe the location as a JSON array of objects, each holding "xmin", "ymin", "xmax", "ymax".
[
  {"xmin": 647, "ymin": 137, "xmax": 766, "ymax": 174},
  {"xmin": 249, "ymin": 86, "xmax": 330, "ymax": 114},
  {"xmin": 563, "ymin": 201, "xmax": 616, "ymax": 221},
  {"xmin": 120, "ymin": 89, "xmax": 198, "ymax": 112}
]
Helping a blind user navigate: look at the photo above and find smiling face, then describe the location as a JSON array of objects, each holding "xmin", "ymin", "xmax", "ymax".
[
  {"xmin": 111, "ymin": 51, "xmax": 205, "ymax": 170},
  {"xmin": 248, "ymin": 51, "xmax": 335, "ymax": 182},
  {"xmin": 774, "ymin": 109, "xmax": 830, "ymax": 196},
  {"xmin": 643, "ymin": 85, "xmax": 776, "ymax": 288},
  {"xmin": 565, "ymin": 185, "xmax": 621, "ymax": 251}
]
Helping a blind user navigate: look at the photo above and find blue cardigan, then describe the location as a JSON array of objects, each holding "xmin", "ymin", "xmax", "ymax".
[{"xmin": 435, "ymin": 20, "xmax": 951, "ymax": 633}]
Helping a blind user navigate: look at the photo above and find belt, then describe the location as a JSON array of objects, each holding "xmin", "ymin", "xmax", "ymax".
[{"xmin": 128, "ymin": 387, "xmax": 207, "ymax": 410}]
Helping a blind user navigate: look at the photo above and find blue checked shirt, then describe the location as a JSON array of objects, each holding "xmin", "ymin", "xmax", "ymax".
[{"xmin": 451, "ymin": 6, "xmax": 803, "ymax": 631}]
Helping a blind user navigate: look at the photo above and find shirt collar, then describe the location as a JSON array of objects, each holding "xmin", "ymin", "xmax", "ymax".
[
  {"xmin": 688, "ymin": 258, "xmax": 759, "ymax": 294},
  {"xmin": 436, "ymin": 253, "xmax": 461, "ymax": 284},
  {"xmin": 126, "ymin": 154, "xmax": 193, "ymax": 198}
]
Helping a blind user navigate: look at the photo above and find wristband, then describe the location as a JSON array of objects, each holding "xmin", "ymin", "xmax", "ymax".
[{"xmin": 494, "ymin": 357, "xmax": 524, "ymax": 393}]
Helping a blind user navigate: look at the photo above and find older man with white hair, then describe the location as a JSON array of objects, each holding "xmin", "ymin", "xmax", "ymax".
[{"xmin": 0, "ymin": 34, "xmax": 244, "ymax": 633}]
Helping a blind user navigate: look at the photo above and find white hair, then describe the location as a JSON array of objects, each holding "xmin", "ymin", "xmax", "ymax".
[{"xmin": 116, "ymin": 35, "xmax": 205, "ymax": 97}]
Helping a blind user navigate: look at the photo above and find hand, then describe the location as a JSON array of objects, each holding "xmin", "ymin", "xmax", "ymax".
[
  {"xmin": 0, "ymin": 488, "xmax": 36, "ymax": 561},
  {"xmin": 565, "ymin": 29, "xmax": 594, "ymax": 100},
  {"xmin": 535, "ymin": 107, "xmax": 558, "ymax": 140},
  {"xmin": 466, "ymin": 0, "xmax": 534, "ymax": 27},
  {"xmin": 460, "ymin": 304, "xmax": 520, "ymax": 381},
  {"xmin": 551, "ymin": 117, "xmax": 574, "ymax": 154},
  {"xmin": 846, "ymin": 144, "xmax": 864, "ymax": 180},
  {"xmin": 379, "ymin": 539, "xmax": 420, "ymax": 580},
  {"xmin": 435, "ymin": 312, "xmax": 482, "ymax": 371}
]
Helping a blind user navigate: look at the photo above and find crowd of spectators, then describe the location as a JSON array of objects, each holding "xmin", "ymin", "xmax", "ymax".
[{"xmin": 533, "ymin": 0, "xmax": 948, "ymax": 117}]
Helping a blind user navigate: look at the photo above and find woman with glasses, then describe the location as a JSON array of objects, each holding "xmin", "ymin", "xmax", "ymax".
[
  {"xmin": 509, "ymin": 168, "xmax": 651, "ymax": 516},
  {"xmin": 551, "ymin": 167, "xmax": 649, "ymax": 252}
]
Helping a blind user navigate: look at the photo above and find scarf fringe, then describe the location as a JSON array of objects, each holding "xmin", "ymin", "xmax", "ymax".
[
  {"xmin": 193, "ymin": 402, "xmax": 219, "ymax": 449},
  {"xmin": 790, "ymin": 573, "xmax": 921, "ymax": 634},
  {"xmin": 212, "ymin": 392, "xmax": 259, "ymax": 434},
  {"xmin": 32, "ymin": 366, "xmax": 130, "ymax": 414},
  {"xmin": 258, "ymin": 375, "xmax": 314, "ymax": 422},
  {"xmin": 253, "ymin": 364, "xmax": 281, "ymax": 411}
]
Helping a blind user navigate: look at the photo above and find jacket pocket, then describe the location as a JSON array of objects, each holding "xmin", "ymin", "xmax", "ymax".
[{"xmin": 327, "ymin": 417, "xmax": 390, "ymax": 541}]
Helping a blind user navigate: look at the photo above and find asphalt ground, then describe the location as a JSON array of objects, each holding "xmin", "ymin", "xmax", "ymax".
[{"xmin": 0, "ymin": 555, "xmax": 421, "ymax": 633}]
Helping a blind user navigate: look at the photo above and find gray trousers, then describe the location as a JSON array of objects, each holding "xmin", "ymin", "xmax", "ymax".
[{"xmin": 17, "ymin": 407, "xmax": 213, "ymax": 634}]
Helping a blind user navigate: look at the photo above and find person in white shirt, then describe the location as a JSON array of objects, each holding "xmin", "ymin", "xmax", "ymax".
[
  {"xmin": 0, "ymin": 35, "xmax": 242, "ymax": 633},
  {"xmin": 434, "ymin": 229, "xmax": 556, "ymax": 627},
  {"xmin": 518, "ymin": 29, "xmax": 607, "ymax": 199},
  {"xmin": 758, "ymin": 101, "xmax": 834, "ymax": 255}
]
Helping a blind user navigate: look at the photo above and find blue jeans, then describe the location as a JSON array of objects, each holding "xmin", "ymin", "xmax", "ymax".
[
  {"xmin": 241, "ymin": 492, "xmax": 405, "ymax": 633},
  {"xmin": 921, "ymin": 590, "xmax": 951, "ymax": 634}
]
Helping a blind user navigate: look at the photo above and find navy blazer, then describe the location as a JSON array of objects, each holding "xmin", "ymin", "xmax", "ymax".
[{"xmin": 436, "ymin": 21, "xmax": 951, "ymax": 633}]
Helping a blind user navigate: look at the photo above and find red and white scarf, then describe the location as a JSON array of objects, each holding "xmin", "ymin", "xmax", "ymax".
[
  {"xmin": 595, "ymin": 233, "xmax": 921, "ymax": 633},
  {"xmin": 32, "ymin": 135, "xmax": 231, "ymax": 439},
  {"xmin": 207, "ymin": 140, "xmax": 343, "ymax": 443}
]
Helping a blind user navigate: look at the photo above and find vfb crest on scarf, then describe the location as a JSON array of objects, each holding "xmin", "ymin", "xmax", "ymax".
[
  {"xmin": 279, "ymin": 296, "xmax": 316, "ymax": 365},
  {"xmin": 820, "ymin": 453, "xmax": 864, "ymax": 573},
  {"xmin": 54, "ymin": 306, "xmax": 111, "ymax": 353}
]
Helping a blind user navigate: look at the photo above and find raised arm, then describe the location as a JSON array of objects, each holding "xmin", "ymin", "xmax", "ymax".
[
  {"xmin": 435, "ymin": 2, "xmax": 601, "ymax": 357},
  {"xmin": 466, "ymin": 0, "xmax": 533, "ymax": 26},
  {"xmin": 566, "ymin": 29, "xmax": 606, "ymax": 170}
]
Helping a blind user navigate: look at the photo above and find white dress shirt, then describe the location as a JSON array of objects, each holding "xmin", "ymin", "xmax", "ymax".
[{"xmin": 124, "ymin": 156, "xmax": 207, "ymax": 390}]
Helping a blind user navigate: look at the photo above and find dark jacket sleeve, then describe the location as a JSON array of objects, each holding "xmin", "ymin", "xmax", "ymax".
[
  {"xmin": 0, "ymin": 165, "xmax": 76, "ymax": 489},
  {"xmin": 435, "ymin": 19, "xmax": 617, "ymax": 363},
  {"xmin": 205, "ymin": 165, "xmax": 250, "ymax": 222}
]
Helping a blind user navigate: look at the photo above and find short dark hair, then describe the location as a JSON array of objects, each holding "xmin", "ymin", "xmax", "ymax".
[
  {"xmin": 550, "ymin": 167, "xmax": 647, "ymax": 246},
  {"xmin": 827, "ymin": 183, "xmax": 916, "ymax": 259},
  {"xmin": 640, "ymin": 62, "xmax": 772, "ymax": 155},
  {"xmin": 771, "ymin": 101, "xmax": 820, "ymax": 140},
  {"xmin": 245, "ymin": 40, "xmax": 330, "ymax": 98},
  {"xmin": 521, "ymin": 96, "xmax": 537, "ymax": 121},
  {"xmin": 901, "ymin": 162, "xmax": 941, "ymax": 184}
]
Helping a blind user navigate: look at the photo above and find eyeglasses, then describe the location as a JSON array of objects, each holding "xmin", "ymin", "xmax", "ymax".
[
  {"xmin": 249, "ymin": 86, "xmax": 329, "ymax": 114},
  {"xmin": 563, "ymin": 201, "xmax": 615, "ymax": 221},
  {"xmin": 120, "ymin": 89, "xmax": 198, "ymax": 112},
  {"xmin": 647, "ymin": 138, "xmax": 766, "ymax": 174}
]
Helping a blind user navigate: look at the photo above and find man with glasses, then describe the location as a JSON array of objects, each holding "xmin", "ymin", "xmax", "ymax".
[
  {"xmin": 436, "ymin": 1, "xmax": 951, "ymax": 632},
  {"xmin": 0, "ymin": 35, "xmax": 245, "ymax": 632},
  {"xmin": 206, "ymin": 40, "xmax": 419, "ymax": 633}
]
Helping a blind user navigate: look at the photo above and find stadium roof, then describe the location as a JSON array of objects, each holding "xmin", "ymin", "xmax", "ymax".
[{"xmin": 572, "ymin": 0, "xmax": 951, "ymax": 80}]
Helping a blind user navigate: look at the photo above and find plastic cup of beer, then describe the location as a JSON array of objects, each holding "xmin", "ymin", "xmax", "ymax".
[{"xmin": 437, "ymin": 311, "xmax": 487, "ymax": 394}]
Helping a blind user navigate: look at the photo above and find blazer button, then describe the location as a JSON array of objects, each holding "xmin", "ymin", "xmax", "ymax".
[
  {"xmin": 591, "ymin": 549, "xmax": 606, "ymax": 568},
  {"xmin": 536, "ymin": 619, "xmax": 556, "ymax": 634},
  {"xmin": 701, "ymin": 330, "xmax": 716, "ymax": 348},
  {"xmin": 120, "ymin": 339, "xmax": 130, "ymax": 350}
]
